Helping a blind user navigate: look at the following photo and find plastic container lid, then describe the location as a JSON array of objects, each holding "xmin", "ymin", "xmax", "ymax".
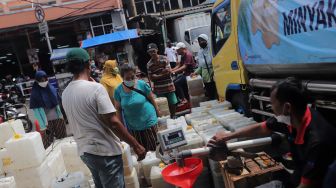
[{"xmin": 159, "ymin": 163, "xmax": 166, "ymax": 168}]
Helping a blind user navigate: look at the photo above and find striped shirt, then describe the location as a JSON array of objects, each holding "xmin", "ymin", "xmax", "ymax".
[{"xmin": 147, "ymin": 55, "xmax": 175, "ymax": 94}]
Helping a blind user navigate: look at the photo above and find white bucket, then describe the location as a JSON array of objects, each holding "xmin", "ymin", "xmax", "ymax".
[
  {"xmin": 121, "ymin": 142, "xmax": 133, "ymax": 176},
  {"xmin": 0, "ymin": 148, "xmax": 12, "ymax": 176},
  {"xmin": 140, "ymin": 152, "xmax": 161, "ymax": 184},
  {"xmin": 187, "ymin": 76, "xmax": 204, "ymax": 96},
  {"xmin": 0, "ymin": 120, "xmax": 25, "ymax": 149},
  {"xmin": 61, "ymin": 141, "xmax": 91, "ymax": 177},
  {"xmin": 124, "ymin": 168, "xmax": 140, "ymax": 188},
  {"xmin": 13, "ymin": 159, "xmax": 52, "ymax": 188},
  {"xmin": 46, "ymin": 149, "xmax": 66, "ymax": 179},
  {"xmin": 167, "ymin": 117, "xmax": 188, "ymax": 131},
  {"xmin": 5, "ymin": 132, "xmax": 46, "ymax": 170},
  {"xmin": 179, "ymin": 133, "xmax": 204, "ymax": 151},
  {"xmin": 190, "ymin": 95, "xmax": 207, "ymax": 107},
  {"xmin": 150, "ymin": 166, "xmax": 174, "ymax": 188},
  {"xmin": 155, "ymin": 98, "xmax": 170, "ymax": 117},
  {"xmin": 0, "ymin": 176, "xmax": 16, "ymax": 188}
]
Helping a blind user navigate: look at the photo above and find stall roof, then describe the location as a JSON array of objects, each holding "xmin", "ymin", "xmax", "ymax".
[
  {"xmin": 81, "ymin": 29, "xmax": 139, "ymax": 49},
  {"xmin": 50, "ymin": 48, "xmax": 75, "ymax": 61}
]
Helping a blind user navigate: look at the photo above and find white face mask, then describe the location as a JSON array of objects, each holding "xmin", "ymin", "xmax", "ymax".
[
  {"xmin": 124, "ymin": 80, "xmax": 135, "ymax": 87},
  {"xmin": 38, "ymin": 81, "xmax": 48, "ymax": 88},
  {"xmin": 274, "ymin": 104, "xmax": 291, "ymax": 125},
  {"xmin": 275, "ymin": 115, "xmax": 291, "ymax": 125}
]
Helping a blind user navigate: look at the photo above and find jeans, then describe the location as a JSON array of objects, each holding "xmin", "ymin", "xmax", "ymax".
[
  {"xmin": 80, "ymin": 153, "xmax": 125, "ymax": 188},
  {"xmin": 174, "ymin": 75, "xmax": 189, "ymax": 100}
]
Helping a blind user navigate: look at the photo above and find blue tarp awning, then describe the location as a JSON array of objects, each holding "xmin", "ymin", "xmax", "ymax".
[
  {"xmin": 81, "ymin": 29, "xmax": 139, "ymax": 49},
  {"xmin": 50, "ymin": 48, "xmax": 75, "ymax": 61}
]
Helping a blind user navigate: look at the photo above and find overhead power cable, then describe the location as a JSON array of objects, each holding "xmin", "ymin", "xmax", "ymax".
[{"xmin": 21, "ymin": 0, "xmax": 116, "ymax": 10}]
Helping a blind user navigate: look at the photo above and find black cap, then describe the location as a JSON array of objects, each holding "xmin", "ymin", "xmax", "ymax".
[{"xmin": 147, "ymin": 43, "xmax": 158, "ymax": 52}]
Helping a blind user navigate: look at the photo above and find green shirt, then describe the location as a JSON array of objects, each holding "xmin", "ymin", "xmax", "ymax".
[
  {"xmin": 196, "ymin": 45, "xmax": 214, "ymax": 83},
  {"xmin": 114, "ymin": 80, "xmax": 158, "ymax": 131},
  {"xmin": 195, "ymin": 66, "xmax": 214, "ymax": 83}
]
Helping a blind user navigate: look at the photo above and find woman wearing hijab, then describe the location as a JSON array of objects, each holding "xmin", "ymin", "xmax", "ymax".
[
  {"xmin": 191, "ymin": 34, "xmax": 218, "ymax": 100},
  {"xmin": 100, "ymin": 60, "xmax": 123, "ymax": 102},
  {"xmin": 30, "ymin": 71, "xmax": 67, "ymax": 148}
]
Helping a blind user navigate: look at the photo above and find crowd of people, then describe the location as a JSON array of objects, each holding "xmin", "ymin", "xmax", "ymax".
[
  {"xmin": 58, "ymin": 34, "xmax": 216, "ymax": 187},
  {"xmin": 24, "ymin": 33, "xmax": 336, "ymax": 188}
]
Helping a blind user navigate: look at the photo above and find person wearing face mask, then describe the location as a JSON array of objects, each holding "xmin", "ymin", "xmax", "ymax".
[
  {"xmin": 147, "ymin": 43, "xmax": 178, "ymax": 117},
  {"xmin": 62, "ymin": 49, "xmax": 146, "ymax": 188},
  {"xmin": 208, "ymin": 77, "xmax": 336, "ymax": 188},
  {"xmin": 30, "ymin": 70, "xmax": 67, "ymax": 148},
  {"xmin": 100, "ymin": 60, "xmax": 123, "ymax": 102},
  {"xmin": 114, "ymin": 63, "xmax": 161, "ymax": 152},
  {"xmin": 191, "ymin": 34, "xmax": 218, "ymax": 100}
]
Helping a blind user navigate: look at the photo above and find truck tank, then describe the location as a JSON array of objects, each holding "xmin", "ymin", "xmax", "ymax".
[{"xmin": 237, "ymin": 0, "xmax": 336, "ymax": 77}]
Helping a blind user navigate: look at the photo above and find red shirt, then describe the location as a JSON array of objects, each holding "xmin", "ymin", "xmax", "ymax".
[
  {"xmin": 262, "ymin": 107, "xmax": 336, "ymax": 187},
  {"xmin": 180, "ymin": 51, "xmax": 196, "ymax": 76}
]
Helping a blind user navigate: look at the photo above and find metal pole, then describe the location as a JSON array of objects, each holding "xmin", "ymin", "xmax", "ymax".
[
  {"xmin": 11, "ymin": 42, "xmax": 23, "ymax": 75},
  {"xmin": 160, "ymin": 0, "xmax": 168, "ymax": 47},
  {"xmin": 119, "ymin": 9, "xmax": 128, "ymax": 30},
  {"xmin": 45, "ymin": 32, "xmax": 52, "ymax": 54},
  {"xmin": 250, "ymin": 78, "xmax": 336, "ymax": 93},
  {"xmin": 178, "ymin": 136, "xmax": 275, "ymax": 159},
  {"xmin": 227, "ymin": 137, "xmax": 273, "ymax": 150},
  {"xmin": 162, "ymin": 0, "xmax": 168, "ymax": 47},
  {"xmin": 25, "ymin": 29, "xmax": 32, "ymax": 49}
]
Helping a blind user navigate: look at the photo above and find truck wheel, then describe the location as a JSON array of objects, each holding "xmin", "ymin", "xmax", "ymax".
[{"xmin": 231, "ymin": 92, "xmax": 250, "ymax": 116}]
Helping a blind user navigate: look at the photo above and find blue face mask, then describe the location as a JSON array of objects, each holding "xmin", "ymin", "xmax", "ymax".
[{"xmin": 124, "ymin": 80, "xmax": 135, "ymax": 87}]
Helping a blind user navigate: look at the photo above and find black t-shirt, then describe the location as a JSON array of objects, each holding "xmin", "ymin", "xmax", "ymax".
[{"xmin": 263, "ymin": 108, "xmax": 336, "ymax": 186}]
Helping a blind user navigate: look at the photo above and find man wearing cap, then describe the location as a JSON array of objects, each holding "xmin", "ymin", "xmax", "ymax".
[
  {"xmin": 191, "ymin": 34, "xmax": 218, "ymax": 100},
  {"xmin": 172, "ymin": 42, "xmax": 196, "ymax": 103},
  {"xmin": 62, "ymin": 48, "xmax": 146, "ymax": 188},
  {"xmin": 146, "ymin": 43, "xmax": 178, "ymax": 117}
]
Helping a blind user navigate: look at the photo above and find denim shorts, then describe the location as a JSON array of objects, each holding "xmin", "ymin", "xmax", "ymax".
[{"xmin": 81, "ymin": 153, "xmax": 125, "ymax": 188}]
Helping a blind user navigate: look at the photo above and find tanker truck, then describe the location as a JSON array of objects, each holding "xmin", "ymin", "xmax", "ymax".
[{"xmin": 211, "ymin": 0, "xmax": 336, "ymax": 122}]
